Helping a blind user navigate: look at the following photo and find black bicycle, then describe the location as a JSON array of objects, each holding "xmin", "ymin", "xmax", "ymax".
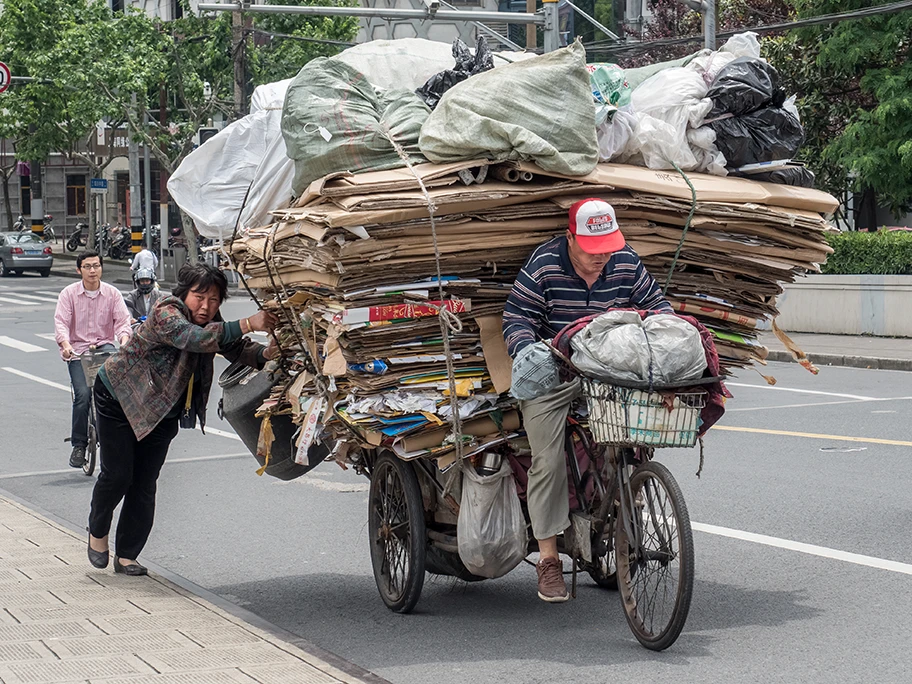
[{"xmin": 70, "ymin": 347, "xmax": 114, "ymax": 476}]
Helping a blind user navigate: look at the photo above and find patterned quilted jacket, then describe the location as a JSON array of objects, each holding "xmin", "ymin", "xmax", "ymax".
[{"xmin": 103, "ymin": 296, "xmax": 264, "ymax": 440}]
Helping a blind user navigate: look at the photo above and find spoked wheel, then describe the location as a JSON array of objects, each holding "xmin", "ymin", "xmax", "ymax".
[
  {"xmin": 83, "ymin": 422, "xmax": 97, "ymax": 477},
  {"xmin": 616, "ymin": 461, "xmax": 694, "ymax": 651},
  {"xmin": 368, "ymin": 452, "xmax": 426, "ymax": 613}
]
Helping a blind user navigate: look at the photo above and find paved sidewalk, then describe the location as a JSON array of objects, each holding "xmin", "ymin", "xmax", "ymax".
[
  {"xmin": 0, "ymin": 495, "xmax": 384, "ymax": 684},
  {"xmin": 760, "ymin": 331, "xmax": 912, "ymax": 371}
]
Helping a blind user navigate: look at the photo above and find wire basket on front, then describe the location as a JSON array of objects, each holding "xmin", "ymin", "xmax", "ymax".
[
  {"xmin": 581, "ymin": 378, "xmax": 706, "ymax": 448},
  {"xmin": 80, "ymin": 351, "xmax": 113, "ymax": 389}
]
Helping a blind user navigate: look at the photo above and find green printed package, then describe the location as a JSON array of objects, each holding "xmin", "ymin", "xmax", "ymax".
[{"xmin": 587, "ymin": 63, "xmax": 631, "ymax": 108}]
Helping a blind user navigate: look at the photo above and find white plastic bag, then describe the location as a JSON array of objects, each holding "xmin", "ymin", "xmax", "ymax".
[
  {"xmin": 597, "ymin": 109, "xmax": 637, "ymax": 162},
  {"xmin": 570, "ymin": 311, "xmax": 707, "ymax": 385},
  {"xmin": 623, "ymin": 68, "xmax": 712, "ymax": 171},
  {"xmin": 168, "ymin": 79, "xmax": 295, "ymax": 240},
  {"xmin": 457, "ymin": 461, "xmax": 528, "ymax": 579}
]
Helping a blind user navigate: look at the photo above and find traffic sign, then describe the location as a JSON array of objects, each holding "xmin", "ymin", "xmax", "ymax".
[
  {"xmin": 0, "ymin": 63, "xmax": 11, "ymax": 94},
  {"xmin": 90, "ymin": 178, "xmax": 108, "ymax": 194}
]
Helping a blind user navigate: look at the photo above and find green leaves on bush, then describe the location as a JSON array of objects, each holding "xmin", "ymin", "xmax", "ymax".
[{"xmin": 823, "ymin": 230, "xmax": 912, "ymax": 275}]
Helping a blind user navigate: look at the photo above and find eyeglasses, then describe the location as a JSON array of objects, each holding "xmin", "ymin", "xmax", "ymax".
[{"xmin": 81, "ymin": 264, "xmax": 102, "ymax": 271}]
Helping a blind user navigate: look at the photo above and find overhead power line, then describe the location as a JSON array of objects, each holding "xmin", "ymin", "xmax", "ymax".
[{"xmin": 585, "ymin": 0, "xmax": 912, "ymax": 55}]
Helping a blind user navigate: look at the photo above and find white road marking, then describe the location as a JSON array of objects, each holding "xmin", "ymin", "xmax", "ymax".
[
  {"xmin": 0, "ymin": 296, "xmax": 53, "ymax": 307},
  {"xmin": 0, "ymin": 453, "xmax": 251, "ymax": 481},
  {"xmin": 203, "ymin": 426, "xmax": 242, "ymax": 442},
  {"xmin": 726, "ymin": 381, "xmax": 878, "ymax": 401},
  {"xmin": 0, "ymin": 336, "xmax": 48, "ymax": 353},
  {"xmin": 9, "ymin": 293, "xmax": 59, "ymax": 304},
  {"xmin": 34, "ymin": 333, "xmax": 58, "ymax": 341},
  {"xmin": 0, "ymin": 367, "xmax": 242, "ymax": 441},
  {"xmin": 692, "ymin": 522, "xmax": 912, "ymax": 576},
  {"xmin": 34, "ymin": 291, "xmax": 64, "ymax": 297},
  {"xmin": 277, "ymin": 475, "xmax": 369, "ymax": 493},
  {"xmin": 1, "ymin": 367, "xmax": 70, "ymax": 391},
  {"xmin": 727, "ymin": 397, "xmax": 912, "ymax": 412}
]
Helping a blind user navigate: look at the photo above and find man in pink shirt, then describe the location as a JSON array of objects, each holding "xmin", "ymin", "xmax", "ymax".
[{"xmin": 54, "ymin": 251, "xmax": 131, "ymax": 467}]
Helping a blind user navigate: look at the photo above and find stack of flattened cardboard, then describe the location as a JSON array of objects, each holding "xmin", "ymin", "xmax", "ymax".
[{"xmin": 230, "ymin": 161, "xmax": 837, "ymax": 460}]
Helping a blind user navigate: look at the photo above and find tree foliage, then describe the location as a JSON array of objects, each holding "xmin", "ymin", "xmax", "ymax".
[
  {"xmin": 786, "ymin": 0, "xmax": 912, "ymax": 216},
  {"xmin": 249, "ymin": 0, "xmax": 358, "ymax": 85}
]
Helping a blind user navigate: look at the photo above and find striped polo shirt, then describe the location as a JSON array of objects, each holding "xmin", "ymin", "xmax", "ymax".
[{"xmin": 503, "ymin": 236, "xmax": 672, "ymax": 357}]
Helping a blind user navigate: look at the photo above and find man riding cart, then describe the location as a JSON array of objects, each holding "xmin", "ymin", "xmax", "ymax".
[{"xmin": 503, "ymin": 198, "xmax": 674, "ymax": 603}]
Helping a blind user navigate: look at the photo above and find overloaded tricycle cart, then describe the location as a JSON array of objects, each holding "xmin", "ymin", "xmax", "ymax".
[{"xmin": 354, "ymin": 361, "xmax": 718, "ymax": 652}]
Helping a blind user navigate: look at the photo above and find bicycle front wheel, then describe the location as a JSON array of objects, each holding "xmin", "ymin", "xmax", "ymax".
[
  {"xmin": 616, "ymin": 461, "xmax": 694, "ymax": 651},
  {"xmin": 84, "ymin": 422, "xmax": 97, "ymax": 477}
]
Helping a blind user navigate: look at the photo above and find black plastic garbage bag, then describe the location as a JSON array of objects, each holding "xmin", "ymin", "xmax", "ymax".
[
  {"xmin": 730, "ymin": 164, "xmax": 816, "ymax": 188},
  {"xmin": 416, "ymin": 36, "xmax": 495, "ymax": 109},
  {"xmin": 710, "ymin": 105, "xmax": 805, "ymax": 168},
  {"xmin": 707, "ymin": 57, "xmax": 785, "ymax": 118}
]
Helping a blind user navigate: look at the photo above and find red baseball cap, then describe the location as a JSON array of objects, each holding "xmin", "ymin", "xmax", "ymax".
[{"xmin": 568, "ymin": 198, "xmax": 625, "ymax": 254}]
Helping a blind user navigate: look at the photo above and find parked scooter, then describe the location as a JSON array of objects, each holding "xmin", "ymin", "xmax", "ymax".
[{"xmin": 15, "ymin": 214, "xmax": 56, "ymax": 243}]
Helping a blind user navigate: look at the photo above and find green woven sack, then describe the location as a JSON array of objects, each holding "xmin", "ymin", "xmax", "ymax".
[
  {"xmin": 418, "ymin": 40, "xmax": 598, "ymax": 177},
  {"xmin": 282, "ymin": 57, "xmax": 430, "ymax": 197}
]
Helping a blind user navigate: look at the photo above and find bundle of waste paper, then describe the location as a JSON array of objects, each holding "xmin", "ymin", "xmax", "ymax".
[
  {"xmin": 228, "ymin": 157, "xmax": 836, "ymax": 462},
  {"xmin": 169, "ymin": 32, "xmax": 838, "ymax": 466}
]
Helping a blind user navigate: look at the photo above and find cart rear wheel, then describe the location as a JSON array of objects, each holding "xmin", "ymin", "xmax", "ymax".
[
  {"xmin": 616, "ymin": 461, "xmax": 694, "ymax": 651},
  {"xmin": 368, "ymin": 452, "xmax": 426, "ymax": 613},
  {"xmin": 587, "ymin": 516, "xmax": 618, "ymax": 589}
]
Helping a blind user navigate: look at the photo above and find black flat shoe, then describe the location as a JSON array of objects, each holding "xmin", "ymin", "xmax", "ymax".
[
  {"xmin": 113, "ymin": 557, "xmax": 148, "ymax": 576},
  {"xmin": 87, "ymin": 537, "xmax": 109, "ymax": 569}
]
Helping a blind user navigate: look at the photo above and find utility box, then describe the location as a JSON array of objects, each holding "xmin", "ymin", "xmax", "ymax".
[{"xmin": 162, "ymin": 247, "xmax": 187, "ymax": 282}]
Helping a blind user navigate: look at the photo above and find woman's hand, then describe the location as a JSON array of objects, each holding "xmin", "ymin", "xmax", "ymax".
[
  {"xmin": 246, "ymin": 310, "xmax": 278, "ymax": 333},
  {"xmin": 263, "ymin": 337, "xmax": 280, "ymax": 361}
]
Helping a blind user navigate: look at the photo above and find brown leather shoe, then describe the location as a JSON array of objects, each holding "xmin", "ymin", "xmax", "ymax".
[{"xmin": 537, "ymin": 557, "xmax": 569, "ymax": 603}]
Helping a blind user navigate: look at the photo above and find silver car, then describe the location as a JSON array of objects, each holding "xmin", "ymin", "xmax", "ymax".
[{"xmin": 0, "ymin": 232, "xmax": 54, "ymax": 277}]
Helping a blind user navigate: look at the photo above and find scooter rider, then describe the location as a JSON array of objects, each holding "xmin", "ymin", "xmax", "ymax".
[{"xmin": 124, "ymin": 268, "xmax": 163, "ymax": 322}]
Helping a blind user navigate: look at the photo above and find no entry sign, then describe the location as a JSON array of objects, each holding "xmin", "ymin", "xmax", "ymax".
[{"xmin": 0, "ymin": 63, "xmax": 10, "ymax": 94}]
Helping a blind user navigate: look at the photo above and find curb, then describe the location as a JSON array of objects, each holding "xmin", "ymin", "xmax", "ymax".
[
  {"xmin": 0, "ymin": 485, "xmax": 391, "ymax": 684},
  {"xmin": 767, "ymin": 350, "xmax": 912, "ymax": 372}
]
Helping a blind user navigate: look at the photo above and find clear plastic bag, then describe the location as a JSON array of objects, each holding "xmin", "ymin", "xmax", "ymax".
[{"xmin": 457, "ymin": 460, "xmax": 528, "ymax": 579}]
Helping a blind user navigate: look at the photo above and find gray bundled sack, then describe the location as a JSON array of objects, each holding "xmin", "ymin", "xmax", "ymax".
[
  {"xmin": 418, "ymin": 40, "xmax": 598, "ymax": 176},
  {"xmin": 570, "ymin": 311, "xmax": 707, "ymax": 385},
  {"xmin": 510, "ymin": 340, "xmax": 560, "ymax": 401},
  {"xmin": 282, "ymin": 58, "xmax": 430, "ymax": 197}
]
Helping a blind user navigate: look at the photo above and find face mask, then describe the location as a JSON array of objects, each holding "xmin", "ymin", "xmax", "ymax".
[{"xmin": 137, "ymin": 281, "xmax": 154, "ymax": 294}]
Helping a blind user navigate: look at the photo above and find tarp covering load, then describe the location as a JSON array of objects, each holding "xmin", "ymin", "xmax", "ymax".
[
  {"xmin": 418, "ymin": 41, "xmax": 599, "ymax": 177},
  {"xmin": 228, "ymin": 160, "xmax": 836, "ymax": 464},
  {"xmin": 168, "ymin": 38, "xmax": 522, "ymax": 239}
]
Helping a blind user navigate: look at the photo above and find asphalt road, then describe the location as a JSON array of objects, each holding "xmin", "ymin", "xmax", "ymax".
[{"xmin": 1, "ymin": 271, "xmax": 911, "ymax": 683}]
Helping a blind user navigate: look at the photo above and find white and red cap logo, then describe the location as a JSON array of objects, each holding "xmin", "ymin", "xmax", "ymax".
[{"xmin": 568, "ymin": 198, "xmax": 624, "ymax": 254}]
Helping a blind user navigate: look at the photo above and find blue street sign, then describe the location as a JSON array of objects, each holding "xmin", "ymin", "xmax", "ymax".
[{"xmin": 90, "ymin": 178, "xmax": 108, "ymax": 194}]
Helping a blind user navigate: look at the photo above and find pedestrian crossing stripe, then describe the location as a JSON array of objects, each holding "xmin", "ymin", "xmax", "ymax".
[{"xmin": 0, "ymin": 336, "xmax": 47, "ymax": 352}]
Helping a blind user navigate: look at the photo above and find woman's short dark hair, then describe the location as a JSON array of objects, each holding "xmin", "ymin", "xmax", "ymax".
[
  {"xmin": 76, "ymin": 250, "xmax": 102, "ymax": 269},
  {"xmin": 172, "ymin": 263, "xmax": 228, "ymax": 303}
]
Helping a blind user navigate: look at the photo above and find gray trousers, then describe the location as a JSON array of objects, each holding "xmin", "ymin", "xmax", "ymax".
[{"xmin": 519, "ymin": 378, "xmax": 582, "ymax": 540}]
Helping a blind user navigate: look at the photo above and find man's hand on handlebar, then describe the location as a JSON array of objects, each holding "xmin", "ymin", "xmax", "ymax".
[{"xmin": 61, "ymin": 344, "xmax": 75, "ymax": 361}]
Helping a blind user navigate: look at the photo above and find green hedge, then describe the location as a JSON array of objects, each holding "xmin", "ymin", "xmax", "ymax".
[{"xmin": 822, "ymin": 230, "xmax": 912, "ymax": 275}]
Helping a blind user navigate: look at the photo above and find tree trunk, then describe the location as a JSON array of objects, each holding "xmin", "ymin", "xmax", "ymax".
[
  {"xmin": 180, "ymin": 209, "xmax": 198, "ymax": 264},
  {"xmin": 87, "ymin": 193, "xmax": 98, "ymax": 251},
  {"xmin": 1, "ymin": 169, "xmax": 14, "ymax": 232}
]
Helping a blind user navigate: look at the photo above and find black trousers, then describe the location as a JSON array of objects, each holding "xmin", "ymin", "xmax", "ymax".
[{"xmin": 88, "ymin": 380, "xmax": 179, "ymax": 560}]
